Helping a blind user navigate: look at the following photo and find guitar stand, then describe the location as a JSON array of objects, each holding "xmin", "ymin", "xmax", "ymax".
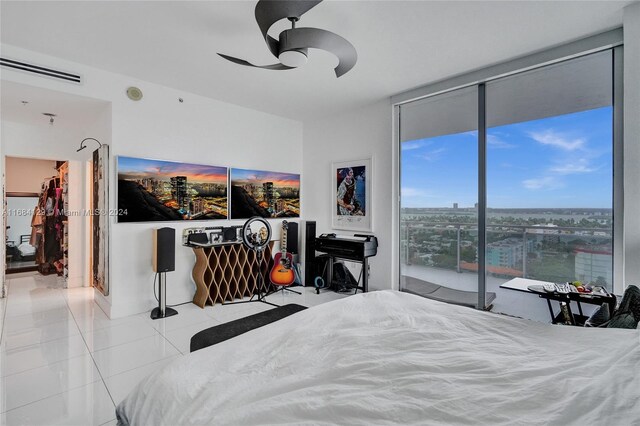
[{"xmin": 268, "ymin": 286, "xmax": 302, "ymax": 296}]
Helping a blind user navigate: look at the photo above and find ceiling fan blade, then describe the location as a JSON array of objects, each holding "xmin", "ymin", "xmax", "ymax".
[
  {"xmin": 279, "ymin": 28, "xmax": 357, "ymax": 77},
  {"xmin": 255, "ymin": 0, "xmax": 323, "ymax": 58},
  {"xmin": 217, "ymin": 53, "xmax": 294, "ymax": 71}
]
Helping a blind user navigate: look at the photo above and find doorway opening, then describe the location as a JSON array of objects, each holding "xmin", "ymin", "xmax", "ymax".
[{"xmin": 5, "ymin": 157, "xmax": 70, "ymax": 279}]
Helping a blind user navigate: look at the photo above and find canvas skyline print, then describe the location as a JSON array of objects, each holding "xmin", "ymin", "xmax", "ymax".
[
  {"xmin": 117, "ymin": 156, "xmax": 228, "ymax": 222},
  {"xmin": 230, "ymin": 168, "xmax": 300, "ymax": 219}
]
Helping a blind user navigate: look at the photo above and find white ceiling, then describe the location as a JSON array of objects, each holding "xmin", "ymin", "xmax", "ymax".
[
  {"xmin": 1, "ymin": 80, "xmax": 110, "ymax": 130},
  {"xmin": 0, "ymin": 1, "xmax": 632, "ymax": 122}
]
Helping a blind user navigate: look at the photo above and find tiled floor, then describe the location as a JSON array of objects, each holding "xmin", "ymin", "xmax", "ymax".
[{"xmin": 0, "ymin": 272, "xmax": 348, "ymax": 425}]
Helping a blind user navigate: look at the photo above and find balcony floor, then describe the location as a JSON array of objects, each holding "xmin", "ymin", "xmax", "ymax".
[{"xmin": 401, "ymin": 264, "xmax": 597, "ymax": 323}]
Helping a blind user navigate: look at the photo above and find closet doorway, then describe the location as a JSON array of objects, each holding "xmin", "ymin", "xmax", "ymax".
[{"xmin": 5, "ymin": 157, "xmax": 70, "ymax": 282}]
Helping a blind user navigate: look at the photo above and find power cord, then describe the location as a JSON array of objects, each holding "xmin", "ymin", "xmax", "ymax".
[{"xmin": 153, "ymin": 272, "xmax": 191, "ymax": 308}]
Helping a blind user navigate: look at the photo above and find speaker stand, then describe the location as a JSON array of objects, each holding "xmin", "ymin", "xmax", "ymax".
[{"xmin": 150, "ymin": 272, "xmax": 179, "ymax": 320}]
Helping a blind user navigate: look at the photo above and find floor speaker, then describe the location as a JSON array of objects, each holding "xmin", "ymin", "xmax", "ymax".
[
  {"xmin": 304, "ymin": 221, "xmax": 316, "ymax": 287},
  {"xmin": 151, "ymin": 227, "xmax": 178, "ymax": 320},
  {"xmin": 287, "ymin": 222, "xmax": 299, "ymax": 254},
  {"xmin": 153, "ymin": 227, "xmax": 175, "ymax": 273}
]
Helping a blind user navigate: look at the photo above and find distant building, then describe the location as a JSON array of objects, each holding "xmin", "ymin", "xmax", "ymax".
[
  {"xmin": 574, "ymin": 246, "xmax": 612, "ymax": 288},
  {"xmin": 453, "ymin": 203, "xmax": 458, "ymax": 209},
  {"xmin": 191, "ymin": 198, "xmax": 205, "ymax": 215},
  {"xmin": 263, "ymin": 182, "xmax": 274, "ymax": 208},
  {"xmin": 170, "ymin": 176, "xmax": 188, "ymax": 211},
  {"xmin": 527, "ymin": 224, "xmax": 560, "ymax": 244},
  {"xmin": 276, "ymin": 199, "xmax": 286, "ymax": 212},
  {"xmin": 486, "ymin": 237, "xmax": 532, "ymax": 269}
]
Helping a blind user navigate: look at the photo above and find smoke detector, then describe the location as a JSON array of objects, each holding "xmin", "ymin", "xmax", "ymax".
[{"xmin": 126, "ymin": 86, "xmax": 143, "ymax": 101}]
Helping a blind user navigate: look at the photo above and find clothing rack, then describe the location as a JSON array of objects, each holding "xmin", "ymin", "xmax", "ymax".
[{"xmin": 30, "ymin": 164, "xmax": 68, "ymax": 278}]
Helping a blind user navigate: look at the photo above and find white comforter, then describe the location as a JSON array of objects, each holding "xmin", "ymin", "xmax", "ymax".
[{"xmin": 117, "ymin": 290, "xmax": 640, "ymax": 425}]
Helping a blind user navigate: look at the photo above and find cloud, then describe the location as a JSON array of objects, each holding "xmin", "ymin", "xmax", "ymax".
[
  {"xmin": 549, "ymin": 159, "xmax": 597, "ymax": 175},
  {"xmin": 522, "ymin": 176, "xmax": 564, "ymax": 190},
  {"xmin": 401, "ymin": 187, "xmax": 428, "ymax": 197},
  {"xmin": 487, "ymin": 134, "xmax": 515, "ymax": 149},
  {"xmin": 401, "ymin": 141, "xmax": 425, "ymax": 151},
  {"xmin": 528, "ymin": 129, "xmax": 585, "ymax": 151},
  {"xmin": 415, "ymin": 148, "xmax": 445, "ymax": 161}
]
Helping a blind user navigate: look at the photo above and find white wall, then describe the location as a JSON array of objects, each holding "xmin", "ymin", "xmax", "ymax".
[
  {"xmin": 5, "ymin": 196, "xmax": 38, "ymax": 245},
  {"xmin": 624, "ymin": 3, "xmax": 640, "ymax": 289},
  {"xmin": 302, "ymin": 100, "xmax": 395, "ymax": 291},
  {"xmin": 1, "ymin": 44, "xmax": 303, "ymax": 318},
  {"xmin": 5, "ymin": 157, "xmax": 57, "ymax": 193}
]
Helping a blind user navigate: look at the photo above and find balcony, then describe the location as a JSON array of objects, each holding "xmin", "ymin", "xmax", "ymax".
[{"xmin": 400, "ymin": 222, "xmax": 611, "ymax": 322}]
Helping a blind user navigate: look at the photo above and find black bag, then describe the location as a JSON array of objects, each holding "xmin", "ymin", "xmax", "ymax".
[
  {"xmin": 313, "ymin": 255, "xmax": 358, "ymax": 291},
  {"xmin": 331, "ymin": 261, "xmax": 358, "ymax": 292}
]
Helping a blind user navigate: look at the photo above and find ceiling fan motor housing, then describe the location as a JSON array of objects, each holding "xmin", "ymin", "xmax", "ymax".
[{"xmin": 278, "ymin": 30, "xmax": 309, "ymax": 67}]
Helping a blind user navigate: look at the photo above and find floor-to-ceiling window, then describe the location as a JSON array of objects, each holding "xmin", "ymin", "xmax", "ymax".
[
  {"xmin": 399, "ymin": 49, "xmax": 619, "ymax": 309},
  {"xmin": 399, "ymin": 86, "xmax": 482, "ymax": 305},
  {"xmin": 486, "ymin": 51, "xmax": 613, "ymax": 291}
]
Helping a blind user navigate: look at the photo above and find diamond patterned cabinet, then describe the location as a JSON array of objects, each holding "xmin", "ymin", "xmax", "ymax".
[{"xmin": 191, "ymin": 242, "xmax": 275, "ymax": 307}]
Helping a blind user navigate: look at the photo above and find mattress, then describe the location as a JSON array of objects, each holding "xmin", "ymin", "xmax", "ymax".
[{"xmin": 116, "ymin": 290, "xmax": 640, "ymax": 425}]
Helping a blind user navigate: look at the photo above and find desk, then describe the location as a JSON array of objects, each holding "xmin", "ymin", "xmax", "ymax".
[{"xmin": 501, "ymin": 278, "xmax": 616, "ymax": 326}]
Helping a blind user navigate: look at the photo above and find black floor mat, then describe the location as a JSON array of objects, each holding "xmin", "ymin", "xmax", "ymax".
[{"xmin": 190, "ymin": 303, "xmax": 307, "ymax": 352}]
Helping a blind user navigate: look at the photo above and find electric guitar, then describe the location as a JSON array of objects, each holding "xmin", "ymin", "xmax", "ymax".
[{"xmin": 269, "ymin": 220, "xmax": 295, "ymax": 286}]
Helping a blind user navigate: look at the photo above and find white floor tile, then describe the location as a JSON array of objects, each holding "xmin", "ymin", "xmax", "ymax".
[
  {"xmin": 91, "ymin": 334, "xmax": 180, "ymax": 378},
  {"xmin": 162, "ymin": 319, "xmax": 220, "ymax": 354},
  {"xmin": 4, "ymin": 297, "xmax": 69, "ymax": 319},
  {"xmin": 82, "ymin": 320, "xmax": 159, "ymax": 352},
  {"xmin": 3, "ymin": 307, "xmax": 73, "ymax": 333},
  {"xmin": 0, "ymin": 317, "xmax": 81, "ymax": 351},
  {"xmin": 67, "ymin": 300, "xmax": 107, "ymax": 320},
  {"xmin": 1, "ymin": 334, "xmax": 89, "ymax": 378},
  {"xmin": 0, "ymin": 380, "xmax": 115, "ymax": 426},
  {"xmin": 0, "ymin": 353, "xmax": 101, "ymax": 413},
  {"xmin": 143, "ymin": 303, "xmax": 217, "ymax": 334},
  {"xmin": 74, "ymin": 310, "xmax": 146, "ymax": 334},
  {"xmin": 104, "ymin": 355, "xmax": 181, "ymax": 405}
]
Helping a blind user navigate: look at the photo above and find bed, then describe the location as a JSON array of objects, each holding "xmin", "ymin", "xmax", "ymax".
[
  {"xmin": 116, "ymin": 290, "xmax": 640, "ymax": 425},
  {"xmin": 17, "ymin": 235, "xmax": 36, "ymax": 261}
]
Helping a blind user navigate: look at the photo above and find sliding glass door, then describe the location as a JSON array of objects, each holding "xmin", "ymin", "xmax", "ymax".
[
  {"xmin": 399, "ymin": 49, "xmax": 617, "ymax": 308},
  {"xmin": 399, "ymin": 86, "xmax": 482, "ymax": 304}
]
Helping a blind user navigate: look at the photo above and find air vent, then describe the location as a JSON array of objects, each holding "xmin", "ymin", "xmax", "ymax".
[{"xmin": 0, "ymin": 57, "xmax": 82, "ymax": 84}]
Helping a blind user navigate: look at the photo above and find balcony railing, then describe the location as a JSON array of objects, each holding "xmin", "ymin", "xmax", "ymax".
[{"xmin": 401, "ymin": 221, "xmax": 613, "ymax": 287}]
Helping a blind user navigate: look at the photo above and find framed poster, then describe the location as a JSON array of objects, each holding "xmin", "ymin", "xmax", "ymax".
[
  {"xmin": 332, "ymin": 157, "xmax": 372, "ymax": 232},
  {"xmin": 116, "ymin": 156, "xmax": 228, "ymax": 222},
  {"xmin": 230, "ymin": 168, "xmax": 300, "ymax": 219}
]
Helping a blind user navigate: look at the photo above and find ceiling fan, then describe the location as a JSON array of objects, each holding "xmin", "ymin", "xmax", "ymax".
[{"xmin": 218, "ymin": 0, "xmax": 357, "ymax": 78}]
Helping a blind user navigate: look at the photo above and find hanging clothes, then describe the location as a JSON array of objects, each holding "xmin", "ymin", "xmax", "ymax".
[{"xmin": 30, "ymin": 176, "xmax": 64, "ymax": 275}]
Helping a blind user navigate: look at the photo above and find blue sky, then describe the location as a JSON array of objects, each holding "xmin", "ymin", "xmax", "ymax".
[{"xmin": 401, "ymin": 107, "xmax": 613, "ymax": 208}]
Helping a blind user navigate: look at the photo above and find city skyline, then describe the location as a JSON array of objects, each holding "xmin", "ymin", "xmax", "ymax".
[
  {"xmin": 230, "ymin": 168, "xmax": 300, "ymax": 219},
  {"xmin": 118, "ymin": 156, "xmax": 227, "ymax": 184},
  {"xmin": 230, "ymin": 168, "xmax": 300, "ymax": 189},
  {"xmin": 401, "ymin": 107, "xmax": 613, "ymax": 209},
  {"xmin": 117, "ymin": 156, "xmax": 228, "ymax": 222}
]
